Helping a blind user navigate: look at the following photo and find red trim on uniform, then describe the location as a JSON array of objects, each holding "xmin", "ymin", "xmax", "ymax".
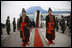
[
  {"xmin": 47, "ymin": 22, "xmax": 54, "ymax": 33},
  {"xmin": 47, "ymin": 14, "xmax": 55, "ymax": 40},
  {"xmin": 21, "ymin": 22, "xmax": 27, "ymax": 39}
]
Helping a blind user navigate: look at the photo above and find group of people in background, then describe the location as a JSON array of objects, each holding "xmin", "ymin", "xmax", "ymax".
[
  {"xmin": 55, "ymin": 13, "xmax": 71, "ymax": 34},
  {"xmin": 5, "ymin": 16, "xmax": 16, "ymax": 35},
  {"xmin": 1, "ymin": 16, "xmax": 35, "ymax": 35}
]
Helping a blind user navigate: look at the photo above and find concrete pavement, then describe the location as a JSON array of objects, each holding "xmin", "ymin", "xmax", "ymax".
[{"xmin": 1, "ymin": 26, "xmax": 71, "ymax": 47}]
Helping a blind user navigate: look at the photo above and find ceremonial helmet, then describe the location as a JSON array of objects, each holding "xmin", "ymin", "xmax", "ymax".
[
  {"xmin": 48, "ymin": 7, "xmax": 52, "ymax": 13},
  {"xmin": 22, "ymin": 8, "xmax": 26, "ymax": 13}
]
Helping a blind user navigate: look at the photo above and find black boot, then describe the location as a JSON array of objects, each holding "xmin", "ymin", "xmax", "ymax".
[
  {"xmin": 62, "ymin": 31, "xmax": 64, "ymax": 34},
  {"xmin": 8, "ymin": 32, "xmax": 10, "ymax": 35}
]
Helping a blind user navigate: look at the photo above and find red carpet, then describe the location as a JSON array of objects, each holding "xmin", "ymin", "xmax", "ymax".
[{"xmin": 34, "ymin": 28, "xmax": 43, "ymax": 47}]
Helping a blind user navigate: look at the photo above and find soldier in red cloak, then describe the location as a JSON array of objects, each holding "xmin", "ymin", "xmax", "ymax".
[
  {"xmin": 45, "ymin": 8, "xmax": 56, "ymax": 45},
  {"xmin": 19, "ymin": 8, "xmax": 30, "ymax": 47}
]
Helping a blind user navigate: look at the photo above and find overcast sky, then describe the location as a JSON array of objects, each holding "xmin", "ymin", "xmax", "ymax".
[{"xmin": 1, "ymin": 1, "xmax": 71, "ymax": 24}]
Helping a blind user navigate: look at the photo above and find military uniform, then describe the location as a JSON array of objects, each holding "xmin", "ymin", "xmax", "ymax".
[
  {"xmin": 67, "ymin": 16, "xmax": 71, "ymax": 32},
  {"xmin": 60, "ymin": 18, "xmax": 65, "ymax": 33},
  {"xmin": 29, "ymin": 20, "xmax": 32, "ymax": 28},
  {"xmin": 46, "ymin": 15, "xmax": 55, "ymax": 40},
  {"xmin": 1, "ymin": 23, "xmax": 2, "ymax": 35},
  {"xmin": 13, "ymin": 18, "xmax": 16, "ymax": 32},
  {"xmin": 45, "ymin": 8, "xmax": 56, "ymax": 45},
  {"xmin": 17, "ymin": 19, "xmax": 19, "ymax": 30},
  {"xmin": 55, "ymin": 18, "xmax": 59, "ymax": 31},
  {"xmin": 31, "ymin": 20, "xmax": 35, "ymax": 28},
  {"xmin": 19, "ymin": 15, "xmax": 30, "ymax": 46},
  {"xmin": 6, "ymin": 19, "xmax": 10, "ymax": 34}
]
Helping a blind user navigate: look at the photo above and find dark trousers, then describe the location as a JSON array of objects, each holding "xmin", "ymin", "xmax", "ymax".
[
  {"xmin": 62, "ymin": 29, "xmax": 65, "ymax": 33},
  {"xmin": 7, "ymin": 31, "xmax": 10, "ymax": 34},
  {"xmin": 13, "ymin": 29, "xmax": 16, "ymax": 32}
]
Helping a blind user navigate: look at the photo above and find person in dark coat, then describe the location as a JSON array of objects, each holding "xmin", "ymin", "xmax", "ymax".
[
  {"xmin": 68, "ymin": 18, "xmax": 71, "ymax": 32},
  {"xmin": 1, "ymin": 23, "xmax": 3, "ymax": 35},
  {"xmin": 13, "ymin": 18, "xmax": 16, "ymax": 32},
  {"xmin": 32, "ymin": 20, "xmax": 35, "ymax": 28},
  {"xmin": 67, "ymin": 17, "xmax": 70, "ymax": 27},
  {"xmin": 45, "ymin": 8, "xmax": 55, "ymax": 45},
  {"xmin": 19, "ymin": 8, "xmax": 30, "ymax": 47},
  {"xmin": 67, "ymin": 13, "xmax": 71, "ymax": 32},
  {"xmin": 55, "ymin": 17, "xmax": 59, "ymax": 31},
  {"xmin": 60, "ymin": 15, "xmax": 65, "ymax": 33},
  {"xmin": 31, "ymin": 20, "xmax": 35, "ymax": 28},
  {"xmin": 29, "ymin": 19, "xmax": 32, "ymax": 28},
  {"xmin": 29, "ymin": 19, "xmax": 33, "ymax": 33},
  {"xmin": 6, "ymin": 16, "xmax": 11, "ymax": 35},
  {"xmin": 17, "ymin": 19, "xmax": 19, "ymax": 30}
]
